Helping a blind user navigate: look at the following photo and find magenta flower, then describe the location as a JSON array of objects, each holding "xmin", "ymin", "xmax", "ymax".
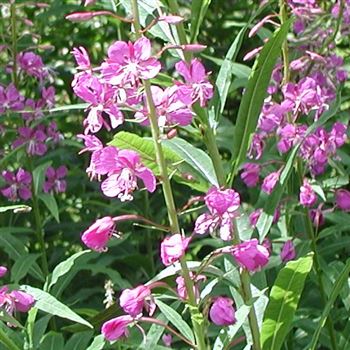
[
  {"xmin": 1, "ymin": 168, "xmax": 32, "ymax": 201},
  {"xmin": 249, "ymin": 208, "xmax": 280, "ymax": 227},
  {"xmin": 9, "ymin": 290, "xmax": 35, "ymax": 312},
  {"xmin": 101, "ymin": 315, "xmax": 133, "ymax": 341},
  {"xmin": 277, "ymin": 123, "xmax": 307, "ymax": 154},
  {"xmin": 231, "ymin": 239, "xmax": 270, "ymax": 272},
  {"xmin": 209, "ymin": 297, "xmax": 236, "ymax": 326},
  {"xmin": 262, "ymin": 170, "xmax": 280, "ymax": 195},
  {"xmin": 81, "ymin": 216, "xmax": 115, "ymax": 252},
  {"xmin": 248, "ymin": 132, "xmax": 266, "ymax": 160},
  {"xmin": 162, "ymin": 334, "xmax": 173, "ymax": 347},
  {"xmin": 72, "ymin": 46, "xmax": 91, "ymax": 70},
  {"xmin": 160, "ymin": 234, "xmax": 190, "ymax": 266},
  {"xmin": 101, "ymin": 37, "xmax": 161, "ymax": 86},
  {"xmin": 335, "ymin": 189, "xmax": 350, "ymax": 212},
  {"xmin": 241, "ymin": 163, "xmax": 261, "ymax": 187},
  {"xmin": 0, "ymin": 83, "xmax": 24, "ymax": 113},
  {"xmin": 94, "ymin": 147, "xmax": 156, "ymax": 201},
  {"xmin": 46, "ymin": 122, "xmax": 62, "ymax": 144},
  {"xmin": 43, "ymin": 166, "xmax": 68, "ymax": 194},
  {"xmin": 119, "ymin": 285, "xmax": 152, "ymax": 317},
  {"xmin": 299, "ymin": 179, "xmax": 317, "ymax": 207},
  {"xmin": 258, "ymin": 100, "xmax": 291, "ymax": 133},
  {"xmin": 175, "ymin": 59, "xmax": 213, "ymax": 107},
  {"xmin": 72, "ymin": 73, "xmax": 124, "ymax": 134},
  {"xmin": 194, "ymin": 186, "xmax": 240, "ymax": 241},
  {"xmin": 13, "ymin": 126, "xmax": 47, "ymax": 156},
  {"xmin": 0, "ymin": 266, "xmax": 7, "ymax": 278},
  {"xmin": 309, "ymin": 206, "xmax": 325, "ymax": 227},
  {"xmin": 280, "ymin": 240, "xmax": 296, "ymax": 263},
  {"xmin": 135, "ymin": 85, "xmax": 193, "ymax": 128},
  {"xmin": 17, "ymin": 52, "xmax": 47, "ymax": 80}
]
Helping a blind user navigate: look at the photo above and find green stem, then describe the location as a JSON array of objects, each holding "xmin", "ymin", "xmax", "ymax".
[
  {"xmin": 10, "ymin": 3, "xmax": 18, "ymax": 87},
  {"xmin": 131, "ymin": 1, "xmax": 207, "ymax": 348},
  {"xmin": 296, "ymin": 162, "xmax": 337, "ymax": 350},
  {"xmin": 0, "ymin": 327, "xmax": 20, "ymax": 350},
  {"xmin": 279, "ymin": 0, "xmax": 289, "ymax": 85}
]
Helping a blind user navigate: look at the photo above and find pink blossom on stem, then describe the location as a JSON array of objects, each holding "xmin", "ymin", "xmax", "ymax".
[
  {"xmin": 101, "ymin": 315, "xmax": 133, "ymax": 341},
  {"xmin": 176, "ymin": 272, "xmax": 205, "ymax": 301},
  {"xmin": 309, "ymin": 206, "xmax": 325, "ymax": 227},
  {"xmin": 335, "ymin": 189, "xmax": 350, "ymax": 212},
  {"xmin": 262, "ymin": 170, "xmax": 281, "ymax": 195},
  {"xmin": 160, "ymin": 234, "xmax": 190, "ymax": 266},
  {"xmin": 194, "ymin": 186, "xmax": 240, "ymax": 241},
  {"xmin": 231, "ymin": 238, "xmax": 270, "ymax": 272},
  {"xmin": 71, "ymin": 47, "xmax": 91, "ymax": 70},
  {"xmin": 209, "ymin": 296, "xmax": 236, "ymax": 326},
  {"xmin": 101, "ymin": 37, "xmax": 161, "ymax": 86},
  {"xmin": 9, "ymin": 290, "xmax": 35, "ymax": 312},
  {"xmin": 43, "ymin": 166, "xmax": 68, "ymax": 194},
  {"xmin": 0, "ymin": 83, "xmax": 24, "ymax": 113},
  {"xmin": 175, "ymin": 59, "xmax": 213, "ymax": 107},
  {"xmin": 119, "ymin": 285, "xmax": 152, "ymax": 317},
  {"xmin": 280, "ymin": 240, "xmax": 296, "ymax": 263},
  {"xmin": 0, "ymin": 266, "xmax": 7, "ymax": 278},
  {"xmin": 17, "ymin": 52, "xmax": 47, "ymax": 80},
  {"xmin": 299, "ymin": 179, "xmax": 317, "ymax": 207},
  {"xmin": 81, "ymin": 216, "xmax": 115, "ymax": 252},
  {"xmin": 12, "ymin": 126, "xmax": 47, "ymax": 156},
  {"xmin": 1, "ymin": 168, "xmax": 32, "ymax": 201},
  {"xmin": 241, "ymin": 163, "xmax": 261, "ymax": 187},
  {"xmin": 162, "ymin": 334, "xmax": 173, "ymax": 346}
]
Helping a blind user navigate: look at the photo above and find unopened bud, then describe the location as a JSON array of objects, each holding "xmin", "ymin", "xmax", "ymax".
[
  {"xmin": 182, "ymin": 173, "xmax": 195, "ymax": 181},
  {"xmin": 159, "ymin": 15, "xmax": 184, "ymax": 24},
  {"xmin": 182, "ymin": 44, "xmax": 207, "ymax": 53},
  {"xmin": 166, "ymin": 128, "xmax": 177, "ymax": 139},
  {"xmin": 65, "ymin": 11, "xmax": 94, "ymax": 22}
]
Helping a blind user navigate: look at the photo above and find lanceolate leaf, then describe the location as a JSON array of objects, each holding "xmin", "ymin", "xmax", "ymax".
[
  {"xmin": 20, "ymin": 286, "xmax": 93, "ymax": 328},
  {"xmin": 309, "ymin": 259, "xmax": 350, "ymax": 350},
  {"xmin": 190, "ymin": 0, "xmax": 211, "ymax": 43},
  {"xmin": 39, "ymin": 193, "xmax": 60, "ymax": 223},
  {"xmin": 231, "ymin": 19, "xmax": 292, "ymax": 176},
  {"xmin": 261, "ymin": 254, "xmax": 314, "ymax": 350}
]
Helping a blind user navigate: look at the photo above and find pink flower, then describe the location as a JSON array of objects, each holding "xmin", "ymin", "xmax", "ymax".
[
  {"xmin": 72, "ymin": 73, "xmax": 124, "ymax": 134},
  {"xmin": 72, "ymin": 47, "xmax": 91, "ymax": 70},
  {"xmin": 0, "ymin": 83, "xmax": 24, "ymax": 113},
  {"xmin": 43, "ymin": 166, "xmax": 68, "ymax": 194},
  {"xmin": 9, "ymin": 290, "xmax": 35, "ymax": 312},
  {"xmin": 231, "ymin": 239, "xmax": 270, "ymax": 272},
  {"xmin": 13, "ymin": 126, "xmax": 47, "ymax": 156},
  {"xmin": 194, "ymin": 186, "xmax": 240, "ymax": 241},
  {"xmin": 175, "ymin": 272, "xmax": 205, "ymax": 301},
  {"xmin": 17, "ymin": 52, "xmax": 47, "ymax": 80},
  {"xmin": 309, "ymin": 206, "xmax": 325, "ymax": 227},
  {"xmin": 101, "ymin": 37, "xmax": 161, "ymax": 86},
  {"xmin": 175, "ymin": 59, "xmax": 213, "ymax": 107},
  {"xmin": 280, "ymin": 240, "xmax": 296, "ymax": 263},
  {"xmin": 209, "ymin": 297, "xmax": 236, "ymax": 326},
  {"xmin": 0, "ymin": 266, "xmax": 7, "ymax": 278},
  {"xmin": 241, "ymin": 163, "xmax": 260, "ymax": 187},
  {"xmin": 1, "ymin": 168, "xmax": 32, "ymax": 201},
  {"xmin": 81, "ymin": 216, "xmax": 115, "ymax": 252},
  {"xmin": 262, "ymin": 171, "xmax": 280, "ymax": 194},
  {"xmin": 101, "ymin": 315, "xmax": 133, "ymax": 341},
  {"xmin": 96, "ymin": 147, "xmax": 156, "ymax": 201},
  {"xmin": 335, "ymin": 189, "xmax": 350, "ymax": 212},
  {"xmin": 119, "ymin": 285, "xmax": 152, "ymax": 317},
  {"xmin": 135, "ymin": 85, "xmax": 193, "ymax": 128},
  {"xmin": 162, "ymin": 334, "xmax": 173, "ymax": 347},
  {"xmin": 299, "ymin": 179, "xmax": 317, "ymax": 207},
  {"xmin": 160, "ymin": 234, "xmax": 190, "ymax": 266}
]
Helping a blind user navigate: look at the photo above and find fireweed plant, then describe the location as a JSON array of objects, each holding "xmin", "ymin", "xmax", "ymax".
[{"xmin": 0, "ymin": 0, "xmax": 349, "ymax": 349}]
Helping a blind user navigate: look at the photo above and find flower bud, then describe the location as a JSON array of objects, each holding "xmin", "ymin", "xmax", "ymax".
[
  {"xmin": 209, "ymin": 297, "xmax": 236, "ymax": 326},
  {"xmin": 119, "ymin": 285, "xmax": 151, "ymax": 317},
  {"xmin": 101, "ymin": 315, "xmax": 133, "ymax": 341},
  {"xmin": 280, "ymin": 240, "xmax": 296, "ymax": 263},
  {"xmin": 299, "ymin": 179, "xmax": 317, "ymax": 207},
  {"xmin": 0, "ymin": 266, "xmax": 7, "ymax": 278},
  {"xmin": 162, "ymin": 334, "xmax": 173, "ymax": 346},
  {"xmin": 182, "ymin": 44, "xmax": 207, "ymax": 53},
  {"xmin": 159, "ymin": 15, "xmax": 184, "ymax": 24},
  {"xmin": 65, "ymin": 12, "xmax": 95, "ymax": 22},
  {"xmin": 9, "ymin": 290, "xmax": 35, "ymax": 312},
  {"xmin": 262, "ymin": 171, "xmax": 280, "ymax": 195},
  {"xmin": 336, "ymin": 189, "xmax": 350, "ymax": 211},
  {"xmin": 160, "ymin": 234, "xmax": 190, "ymax": 266}
]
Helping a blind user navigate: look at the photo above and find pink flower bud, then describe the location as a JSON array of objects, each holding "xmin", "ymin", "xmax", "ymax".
[
  {"xmin": 241, "ymin": 163, "xmax": 260, "ymax": 187},
  {"xmin": 101, "ymin": 315, "xmax": 133, "ymax": 341},
  {"xmin": 232, "ymin": 239, "xmax": 270, "ymax": 272},
  {"xmin": 309, "ymin": 207, "xmax": 325, "ymax": 227},
  {"xmin": 81, "ymin": 216, "xmax": 115, "ymax": 252},
  {"xmin": 209, "ymin": 296, "xmax": 236, "ymax": 326},
  {"xmin": 262, "ymin": 171, "xmax": 280, "ymax": 195},
  {"xmin": 182, "ymin": 44, "xmax": 207, "ymax": 53},
  {"xmin": 249, "ymin": 208, "xmax": 263, "ymax": 227},
  {"xmin": 160, "ymin": 234, "xmax": 190, "ymax": 266},
  {"xmin": 119, "ymin": 285, "xmax": 151, "ymax": 317},
  {"xmin": 65, "ymin": 12, "xmax": 95, "ymax": 22},
  {"xmin": 299, "ymin": 179, "xmax": 317, "ymax": 207},
  {"xmin": 162, "ymin": 334, "xmax": 173, "ymax": 346},
  {"xmin": 9, "ymin": 290, "xmax": 35, "ymax": 312},
  {"xmin": 335, "ymin": 189, "xmax": 350, "ymax": 211},
  {"xmin": 159, "ymin": 15, "xmax": 184, "ymax": 24},
  {"xmin": 280, "ymin": 240, "xmax": 296, "ymax": 263},
  {"xmin": 0, "ymin": 266, "xmax": 7, "ymax": 278}
]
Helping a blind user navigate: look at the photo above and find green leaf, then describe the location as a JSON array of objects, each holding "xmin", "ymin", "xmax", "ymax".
[
  {"xmin": 0, "ymin": 311, "xmax": 24, "ymax": 329},
  {"xmin": 64, "ymin": 331, "xmax": 93, "ymax": 350},
  {"xmin": 163, "ymin": 137, "xmax": 218, "ymax": 186},
  {"xmin": 109, "ymin": 131, "xmax": 210, "ymax": 192},
  {"xmin": 20, "ymin": 286, "xmax": 93, "ymax": 329},
  {"xmin": 38, "ymin": 193, "xmax": 59, "ymax": 223},
  {"xmin": 155, "ymin": 299, "xmax": 195, "ymax": 344},
  {"xmin": 261, "ymin": 253, "xmax": 314, "ymax": 350},
  {"xmin": 190, "ymin": 0, "xmax": 211, "ymax": 42},
  {"xmin": 11, "ymin": 254, "xmax": 40, "ymax": 284},
  {"xmin": 33, "ymin": 162, "xmax": 52, "ymax": 195},
  {"xmin": 49, "ymin": 250, "xmax": 92, "ymax": 291},
  {"xmin": 49, "ymin": 103, "xmax": 89, "ymax": 113},
  {"xmin": 0, "ymin": 204, "xmax": 31, "ymax": 213},
  {"xmin": 39, "ymin": 332, "xmax": 64, "ymax": 350},
  {"xmin": 309, "ymin": 259, "xmax": 350, "ymax": 350},
  {"xmin": 231, "ymin": 19, "xmax": 292, "ymax": 175},
  {"xmin": 32, "ymin": 314, "xmax": 52, "ymax": 349},
  {"xmin": 86, "ymin": 335, "xmax": 105, "ymax": 350}
]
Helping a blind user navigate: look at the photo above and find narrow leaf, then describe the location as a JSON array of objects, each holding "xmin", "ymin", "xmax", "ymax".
[
  {"xmin": 38, "ymin": 193, "xmax": 60, "ymax": 223},
  {"xmin": 0, "ymin": 204, "xmax": 31, "ymax": 213},
  {"xmin": 190, "ymin": 0, "xmax": 211, "ymax": 42},
  {"xmin": 33, "ymin": 162, "xmax": 52, "ymax": 195},
  {"xmin": 86, "ymin": 335, "xmax": 105, "ymax": 350},
  {"xmin": 40, "ymin": 332, "xmax": 64, "ymax": 350},
  {"xmin": 261, "ymin": 254, "xmax": 314, "ymax": 350},
  {"xmin": 11, "ymin": 254, "xmax": 40, "ymax": 284}
]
